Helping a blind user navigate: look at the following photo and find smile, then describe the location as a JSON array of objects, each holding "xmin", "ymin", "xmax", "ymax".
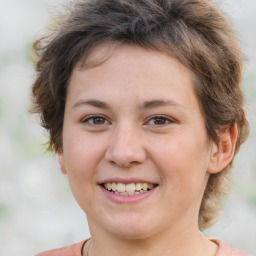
[{"xmin": 102, "ymin": 182, "xmax": 157, "ymax": 196}]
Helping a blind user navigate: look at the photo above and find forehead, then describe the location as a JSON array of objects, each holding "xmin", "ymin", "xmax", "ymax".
[
  {"xmin": 76, "ymin": 42, "xmax": 193, "ymax": 77},
  {"xmin": 69, "ymin": 44, "xmax": 199, "ymax": 111}
]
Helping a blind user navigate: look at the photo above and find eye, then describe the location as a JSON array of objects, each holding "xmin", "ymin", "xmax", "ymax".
[
  {"xmin": 146, "ymin": 115, "xmax": 174, "ymax": 126},
  {"xmin": 82, "ymin": 115, "xmax": 110, "ymax": 126}
]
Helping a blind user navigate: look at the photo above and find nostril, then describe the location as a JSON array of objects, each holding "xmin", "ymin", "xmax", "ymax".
[
  {"xmin": 107, "ymin": 159, "xmax": 140, "ymax": 168},
  {"xmin": 104, "ymin": 141, "xmax": 147, "ymax": 168}
]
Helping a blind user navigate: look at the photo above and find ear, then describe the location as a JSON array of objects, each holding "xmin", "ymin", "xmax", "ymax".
[
  {"xmin": 207, "ymin": 124, "xmax": 238, "ymax": 174},
  {"xmin": 57, "ymin": 152, "xmax": 67, "ymax": 174}
]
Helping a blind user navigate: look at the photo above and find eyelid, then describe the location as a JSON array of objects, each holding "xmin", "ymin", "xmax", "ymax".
[
  {"xmin": 81, "ymin": 114, "xmax": 111, "ymax": 125},
  {"xmin": 81, "ymin": 114, "xmax": 175, "ymax": 127},
  {"xmin": 144, "ymin": 114, "xmax": 175, "ymax": 126}
]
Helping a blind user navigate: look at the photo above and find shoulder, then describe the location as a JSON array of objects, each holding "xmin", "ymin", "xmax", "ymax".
[
  {"xmin": 210, "ymin": 239, "xmax": 252, "ymax": 256},
  {"xmin": 35, "ymin": 240, "xmax": 87, "ymax": 256}
]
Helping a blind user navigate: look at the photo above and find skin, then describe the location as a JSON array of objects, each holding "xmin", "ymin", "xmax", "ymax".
[{"xmin": 58, "ymin": 44, "xmax": 237, "ymax": 256}]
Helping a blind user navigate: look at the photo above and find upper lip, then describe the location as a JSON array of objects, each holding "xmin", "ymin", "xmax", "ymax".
[{"xmin": 99, "ymin": 177, "xmax": 158, "ymax": 185}]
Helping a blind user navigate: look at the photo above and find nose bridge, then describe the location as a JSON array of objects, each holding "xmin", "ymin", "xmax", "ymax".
[{"xmin": 105, "ymin": 121, "xmax": 146, "ymax": 167}]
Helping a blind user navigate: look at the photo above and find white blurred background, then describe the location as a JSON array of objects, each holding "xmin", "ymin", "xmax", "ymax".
[{"xmin": 0, "ymin": 0, "xmax": 255, "ymax": 255}]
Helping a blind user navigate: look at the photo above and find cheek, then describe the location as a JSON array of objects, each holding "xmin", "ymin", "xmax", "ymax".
[
  {"xmin": 63, "ymin": 129, "xmax": 107, "ymax": 176},
  {"xmin": 148, "ymin": 133, "xmax": 209, "ymax": 191},
  {"xmin": 62, "ymin": 131, "xmax": 99, "ymax": 206}
]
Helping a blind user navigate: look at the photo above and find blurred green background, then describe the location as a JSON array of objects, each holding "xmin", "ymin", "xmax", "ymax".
[{"xmin": 0, "ymin": 0, "xmax": 255, "ymax": 255}]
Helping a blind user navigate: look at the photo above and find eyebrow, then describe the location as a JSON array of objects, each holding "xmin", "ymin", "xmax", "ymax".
[
  {"xmin": 141, "ymin": 99, "xmax": 185, "ymax": 110},
  {"xmin": 72, "ymin": 99, "xmax": 111, "ymax": 110},
  {"xmin": 72, "ymin": 98, "xmax": 186, "ymax": 111}
]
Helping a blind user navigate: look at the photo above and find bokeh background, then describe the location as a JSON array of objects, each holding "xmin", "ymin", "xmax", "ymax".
[{"xmin": 0, "ymin": 0, "xmax": 255, "ymax": 255}]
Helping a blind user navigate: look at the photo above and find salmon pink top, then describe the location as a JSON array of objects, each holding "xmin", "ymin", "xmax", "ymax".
[{"xmin": 35, "ymin": 239, "xmax": 251, "ymax": 256}]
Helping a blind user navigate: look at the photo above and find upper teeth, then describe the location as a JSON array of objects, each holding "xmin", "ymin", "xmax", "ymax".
[{"xmin": 104, "ymin": 182, "xmax": 154, "ymax": 194}]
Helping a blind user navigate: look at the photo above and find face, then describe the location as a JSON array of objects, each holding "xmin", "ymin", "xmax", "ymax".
[{"xmin": 59, "ymin": 44, "xmax": 216, "ymax": 239}]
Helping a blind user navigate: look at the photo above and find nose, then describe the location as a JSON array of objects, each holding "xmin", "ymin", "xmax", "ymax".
[{"xmin": 105, "ymin": 123, "xmax": 147, "ymax": 168}]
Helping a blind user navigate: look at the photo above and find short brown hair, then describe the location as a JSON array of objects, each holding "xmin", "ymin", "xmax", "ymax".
[{"xmin": 31, "ymin": 0, "xmax": 249, "ymax": 230}]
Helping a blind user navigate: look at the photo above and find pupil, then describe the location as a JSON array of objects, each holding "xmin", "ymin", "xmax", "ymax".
[
  {"xmin": 154, "ymin": 118, "xmax": 165, "ymax": 125},
  {"xmin": 94, "ymin": 117, "xmax": 104, "ymax": 124}
]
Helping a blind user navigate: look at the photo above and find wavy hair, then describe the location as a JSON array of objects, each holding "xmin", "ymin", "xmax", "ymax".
[{"xmin": 31, "ymin": 0, "xmax": 249, "ymax": 230}]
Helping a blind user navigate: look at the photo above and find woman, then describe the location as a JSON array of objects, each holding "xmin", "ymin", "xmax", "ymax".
[{"xmin": 32, "ymin": 0, "xmax": 250, "ymax": 255}]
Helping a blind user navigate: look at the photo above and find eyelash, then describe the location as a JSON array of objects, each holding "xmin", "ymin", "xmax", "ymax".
[
  {"xmin": 81, "ymin": 114, "xmax": 174, "ymax": 127},
  {"xmin": 145, "ymin": 115, "xmax": 174, "ymax": 126},
  {"xmin": 81, "ymin": 115, "xmax": 110, "ymax": 126}
]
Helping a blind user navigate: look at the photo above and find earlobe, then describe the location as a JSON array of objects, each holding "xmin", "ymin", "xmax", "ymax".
[
  {"xmin": 207, "ymin": 124, "xmax": 238, "ymax": 174},
  {"xmin": 57, "ymin": 152, "xmax": 67, "ymax": 174}
]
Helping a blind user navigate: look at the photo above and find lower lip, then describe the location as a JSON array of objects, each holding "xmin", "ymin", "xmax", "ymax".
[{"xmin": 99, "ymin": 185, "xmax": 157, "ymax": 204}]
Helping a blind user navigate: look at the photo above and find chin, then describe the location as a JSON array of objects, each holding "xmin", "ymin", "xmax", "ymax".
[
  {"xmin": 110, "ymin": 227, "xmax": 152, "ymax": 240},
  {"xmin": 105, "ymin": 216, "xmax": 157, "ymax": 240}
]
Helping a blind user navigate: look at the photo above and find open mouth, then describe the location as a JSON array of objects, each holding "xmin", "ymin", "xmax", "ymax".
[{"xmin": 101, "ymin": 182, "xmax": 158, "ymax": 196}]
